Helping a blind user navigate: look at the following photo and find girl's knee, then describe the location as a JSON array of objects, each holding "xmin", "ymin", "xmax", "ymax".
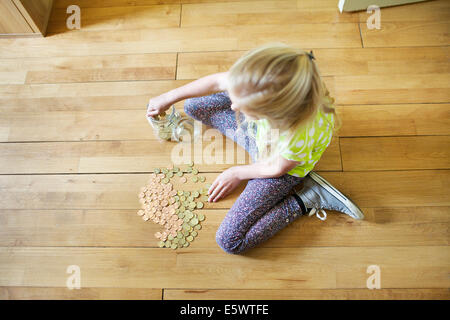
[{"xmin": 215, "ymin": 227, "xmax": 245, "ymax": 255}]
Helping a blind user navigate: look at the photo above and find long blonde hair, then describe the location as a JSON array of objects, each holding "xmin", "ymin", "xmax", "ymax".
[{"xmin": 227, "ymin": 42, "xmax": 339, "ymax": 162}]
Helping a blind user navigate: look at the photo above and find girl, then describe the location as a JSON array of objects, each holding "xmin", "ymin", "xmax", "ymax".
[{"xmin": 147, "ymin": 43, "xmax": 364, "ymax": 255}]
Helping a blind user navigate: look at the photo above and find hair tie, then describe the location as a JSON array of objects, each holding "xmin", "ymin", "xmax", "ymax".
[{"xmin": 307, "ymin": 50, "xmax": 315, "ymax": 61}]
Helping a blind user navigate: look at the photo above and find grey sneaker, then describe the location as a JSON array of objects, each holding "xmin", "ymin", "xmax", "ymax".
[{"xmin": 296, "ymin": 171, "xmax": 364, "ymax": 220}]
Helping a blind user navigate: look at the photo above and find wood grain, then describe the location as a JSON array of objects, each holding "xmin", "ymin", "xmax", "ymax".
[
  {"xmin": 361, "ymin": 21, "xmax": 450, "ymax": 47},
  {"xmin": 0, "ymin": 138, "xmax": 341, "ymax": 173},
  {"xmin": 0, "ymin": 23, "xmax": 362, "ymax": 58},
  {"xmin": 0, "ymin": 0, "xmax": 448, "ymax": 300},
  {"xmin": 164, "ymin": 288, "xmax": 450, "ymax": 300},
  {"xmin": 177, "ymin": 47, "xmax": 450, "ymax": 79},
  {"xmin": 0, "ymin": 0, "xmax": 34, "ymax": 34},
  {"xmin": 48, "ymin": 4, "xmax": 181, "ymax": 33},
  {"xmin": 0, "ymin": 286, "xmax": 162, "ymax": 300},
  {"xmin": 340, "ymin": 136, "xmax": 450, "ymax": 171},
  {"xmin": 0, "ymin": 170, "xmax": 448, "ymax": 210},
  {"xmin": 0, "ymin": 246, "xmax": 448, "ymax": 289},
  {"xmin": 0, "ymin": 206, "xmax": 447, "ymax": 247},
  {"xmin": 337, "ymin": 104, "xmax": 450, "ymax": 137},
  {"xmin": 181, "ymin": 0, "xmax": 358, "ymax": 27}
]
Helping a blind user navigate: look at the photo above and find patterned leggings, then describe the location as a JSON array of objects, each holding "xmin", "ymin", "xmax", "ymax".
[{"xmin": 184, "ymin": 91, "xmax": 305, "ymax": 254}]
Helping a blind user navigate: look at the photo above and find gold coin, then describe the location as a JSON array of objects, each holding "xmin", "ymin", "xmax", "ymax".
[
  {"xmin": 193, "ymin": 191, "xmax": 199, "ymax": 198},
  {"xmin": 199, "ymin": 176, "xmax": 206, "ymax": 182},
  {"xmin": 168, "ymin": 234, "xmax": 174, "ymax": 241},
  {"xmin": 177, "ymin": 171, "xmax": 183, "ymax": 177},
  {"xmin": 154, "ymin": 168, "xmax": 161, "ymax": 174},
  {"xmin": 180, "ymin": 177, "xmax": 187, "ymax": 184},
  {"xmin": 188, "ymin": 161, "xmax": 194, "ymax": 167},
  {"xmin": 192, "ymin": 176, "xmax": 198, "ymax": 183},
  {"xmin": 158, "ymin": 241, "xmax": 165, "ymax": 248},
  {"xmin": 196, "ymin": 201, "xmax": 204, "ymax": 209},
  {"xmin": 198, "ymin": 214, "xmax": 205, "ymax": 221},
  {"xmin": 183, "ymin": 242, "xmax": 190, "ymax": 247},
  {"xmin": 191, "ymin": 231, "xmax": 198, "ymax": 237},
  {"xmin": 186, "ymin": 235, "xmax": 194, "ymax": 242},
  {"xmin": 167, "ymin": 172, "xmax": 174, "ymax": 178},
  {"xmin": 189, "ymin": 217, "xmax": 199, "ymax": 226},
  {"xmin": 164, "ymin": 240, "xmax": 171, "ymax": 248},
  {"xmin": 194, "ymin": 224, "xmax": 202, "ymax": 230},
  {"xmin": 171, "ymin": 243, "xmax": 177, "ymax": 250},
  {"xmin": 192, "ymin": 168, "xmax": 199, "ymax": 175}
]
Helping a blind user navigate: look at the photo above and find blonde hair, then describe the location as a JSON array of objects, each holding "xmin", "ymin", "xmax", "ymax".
[{"xmin": 227, "ymin": 42, "xmax": 339, "ymax": 162}]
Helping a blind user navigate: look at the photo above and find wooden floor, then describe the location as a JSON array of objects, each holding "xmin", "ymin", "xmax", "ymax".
[{"xmin": 0, "ymin": 0, "xmax": 449, "ymax": 300}]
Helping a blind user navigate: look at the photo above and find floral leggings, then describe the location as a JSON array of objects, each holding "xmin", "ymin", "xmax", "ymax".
[{"xmin": 184, "ymin": 91, "xmax": 305, "ymax": 254}]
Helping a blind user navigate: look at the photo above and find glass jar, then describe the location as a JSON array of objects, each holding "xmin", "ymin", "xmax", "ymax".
[{"xmin": 147, "ymin": 105, "xmax": 199, "ymax": 143}]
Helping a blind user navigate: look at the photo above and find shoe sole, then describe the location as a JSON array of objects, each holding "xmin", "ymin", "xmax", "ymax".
[{"xmin": 309, "ymin": 171, "xmax": 365, "ymax": 220}]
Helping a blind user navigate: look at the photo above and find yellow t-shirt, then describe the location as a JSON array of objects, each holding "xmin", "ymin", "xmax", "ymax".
[{"xmin": 251, "ymin": 109, "xmax": 335, "ymax": 177}]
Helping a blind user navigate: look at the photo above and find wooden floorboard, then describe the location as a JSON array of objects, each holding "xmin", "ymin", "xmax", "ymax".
[
  {"xmin": 0, "ymin": 170, "xmax": 448, "ymax": 209},
  {"xmin": 0, "ymin": 0, "xmax": 448, "ymax": 300},
  {"xmin": 0, "ymin": 137, "xmax": 341, "ymax": 173},
  {"xmin": 0, "ymin": 287, "xmax": 162, "ymax": 300},
  {"xmin": 164, "ymin": 288, "xmax": 450, "ymax": 300},
  {"xmin": 340, "ymin": 136, "xmax": 450, "ymax": 171},
  {"xmin": 0, "ymin": 207, "xmax": 447, "ymax": 248},
  {"xmin": 0, "ymin": 246, "xmax": 448, "ymax": 289}
]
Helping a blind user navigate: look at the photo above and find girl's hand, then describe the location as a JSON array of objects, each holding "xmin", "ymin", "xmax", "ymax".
[
  {"xmin": 146, "ymin": 94, "xmax": 172, "ymax": 117},
  {"xmin": 208, "ymin": 167, "xmax": 241, "ymax": 202}
]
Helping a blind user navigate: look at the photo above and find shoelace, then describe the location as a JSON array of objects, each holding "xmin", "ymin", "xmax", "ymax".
[{"xmin": 308, "ymin": 207, "xmax": 327, "ymax": 221}]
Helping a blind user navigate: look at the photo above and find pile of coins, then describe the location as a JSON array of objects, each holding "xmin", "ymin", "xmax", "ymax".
[{"xmin": 137, "ymin": 162, "xmax": 210, "ymax": 249}]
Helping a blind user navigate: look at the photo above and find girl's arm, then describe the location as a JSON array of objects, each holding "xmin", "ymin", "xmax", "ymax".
[
  {"xmin": 147, "ymin": 72, "xmax": 229, "ymax": 116},
  {"xmin": 208, "ymin": 157, "xmax": 300, "ymax": 202},
  {"xmin": 234, "ymin": 156, "xmax": 299, "ymax": 180},
  {"xmin": 168, "ymin": 72, "xmax": 229, "ymax": 102}
]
